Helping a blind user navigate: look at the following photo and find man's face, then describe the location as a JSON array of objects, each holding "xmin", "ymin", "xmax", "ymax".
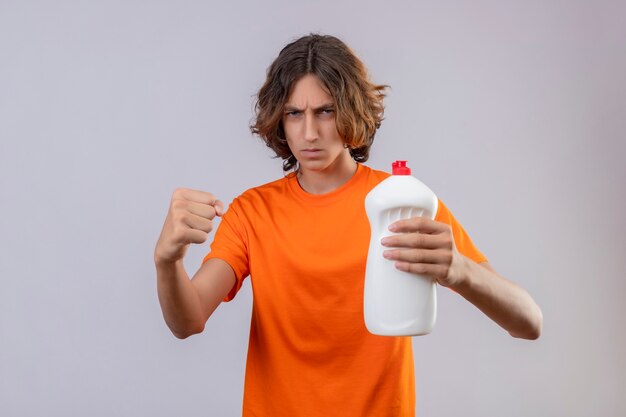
[{"xmin": 282, "ymin": 74, "xmax": 350, "ymax": 174}]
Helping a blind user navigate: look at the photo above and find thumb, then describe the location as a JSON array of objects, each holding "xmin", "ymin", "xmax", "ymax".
[{"xmin": 213, "ymin": 200, "xmax": 225, "ymax": 217}]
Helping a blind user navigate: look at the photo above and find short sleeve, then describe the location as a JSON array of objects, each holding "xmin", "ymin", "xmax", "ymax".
[
  {"xmin": 202, "ymin": 197, "xmax": 250, "ymax": 301},
  {"xmin": 434, "ymin": 199, "xmax": 488, "ymax": 264}
]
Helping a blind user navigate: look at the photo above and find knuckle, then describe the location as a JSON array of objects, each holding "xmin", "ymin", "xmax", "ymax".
[
  {"xmin": 173, "ymin": 187, "xmax": 188, "ymax": 198},
  {"xmin": 413, "ymin": 263, "xmax": 427, "ymax": 274},
  {"xmin": 171, "ymin": 199, "xmax": 187, "ymax": 211}
]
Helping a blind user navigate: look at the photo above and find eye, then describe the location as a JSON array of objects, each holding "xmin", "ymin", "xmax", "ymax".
[
  {"xmin": 319, "ymin": 108, "xmax": 335, "ymax": 117},
  {"xmin": 285, "ymin": 110, "xmax": 302, "ymax": 117}
]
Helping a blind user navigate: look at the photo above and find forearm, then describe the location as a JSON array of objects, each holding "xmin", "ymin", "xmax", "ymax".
[
  {"xmin": 452, "ymin": 257, "xmax": 543, "ymax": 340},
  {"xmin": 156, "ymin": 259, "xmax": 207, "ymax": 339}
]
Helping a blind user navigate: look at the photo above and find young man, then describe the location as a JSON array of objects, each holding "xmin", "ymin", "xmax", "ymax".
[{"xmin": 155, "ymin": 34, "xmax": 542, "ymax": 417}]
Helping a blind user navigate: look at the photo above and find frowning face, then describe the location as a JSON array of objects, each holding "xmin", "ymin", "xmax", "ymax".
[{"xmin": 282, "ymin": 74, "xmax": 352, "ymax": 176}]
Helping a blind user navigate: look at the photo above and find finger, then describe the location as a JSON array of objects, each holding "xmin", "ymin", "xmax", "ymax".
[
  {"xmin": 183, "ymin": 212, "xmax": 215, "ymax": 233},
  {"xmin": 185, "ymin": 228, "xmax": 210, "ymax": 244},
  {"xmin": 171, "ymin": 224, "xmax": 209, "ymax": 245},
  {"xmin": 213, "ymin": 200, "xmax": 225, "ymax": 217},
  {"xmin": 173, "ymin": 188, "xmax": 219, "ymax": 205},
  {"xmin": 383, "ymin": 248, "xmax": 452, "ymax": 265},
  {"xmin": 381, "ymin": 233, "xmax": 443, "ymax": 250},
  {"xmin": 186, "ymin": 201, "xmax": 221, "ymax": 220},
  {"xmin": 394, "ymin": 261, "xmax": 449, "ymax": 279},
  {"xmin": 389, "ymin": 217, "xmax": 446, "ymax": 234}
]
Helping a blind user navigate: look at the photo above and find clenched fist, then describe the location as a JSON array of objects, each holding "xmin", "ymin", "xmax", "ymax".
[{"xmin": 154, "ymin": 188, "xmax": 224, "ymax": 265}]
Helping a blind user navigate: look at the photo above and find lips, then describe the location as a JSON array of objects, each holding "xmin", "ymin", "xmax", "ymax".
[{"xmin": 301, "ymin": 148, "xmax": 322, "ymax": 157}]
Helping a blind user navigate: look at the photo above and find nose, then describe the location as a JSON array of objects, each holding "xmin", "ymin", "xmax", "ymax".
[{"xmin": 304, "ymin": 112, "xmax": 318, "ymax": 142}]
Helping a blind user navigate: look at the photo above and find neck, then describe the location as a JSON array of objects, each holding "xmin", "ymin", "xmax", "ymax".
[{"xmin": 297, "ymin": 153, "xmax": 357, "ymax": 195}]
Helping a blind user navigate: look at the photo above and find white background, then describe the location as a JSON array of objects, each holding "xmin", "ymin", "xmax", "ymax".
[{"xmin": 1, "ymin": 1, "xmax": 624, "ymax": 416}]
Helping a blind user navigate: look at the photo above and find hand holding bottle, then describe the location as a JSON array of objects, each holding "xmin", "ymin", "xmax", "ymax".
[{"xmin": 381, "ymin": 217, "xmax": 467, "ymax": 289}]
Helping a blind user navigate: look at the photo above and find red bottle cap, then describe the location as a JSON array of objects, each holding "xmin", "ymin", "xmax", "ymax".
[{"xmin": 392, "ymin": 160, "xmax": 411, "ymax": 175}]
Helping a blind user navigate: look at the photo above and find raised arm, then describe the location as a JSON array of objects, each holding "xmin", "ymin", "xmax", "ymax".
[{"xmin": 154, "ymin": 188, "xmax": 236, "ymax": 339}]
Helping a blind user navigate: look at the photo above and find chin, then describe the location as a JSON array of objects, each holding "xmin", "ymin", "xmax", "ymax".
[
  {"xmin": 297, "ymin": 151, "xmax": 349, "ymax": 173},
  {"xmin": 299, "ymin": 160, "xmax": 330, "ymax": 172}
]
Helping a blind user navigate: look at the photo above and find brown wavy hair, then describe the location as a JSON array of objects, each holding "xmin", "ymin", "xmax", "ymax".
[{"xmin": 250, "ymin": 34, "xmax": 389, "ymax": 172}]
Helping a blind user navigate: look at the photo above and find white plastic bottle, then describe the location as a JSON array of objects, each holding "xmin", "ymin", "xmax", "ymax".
[{"xmin": 364, "ymin": 160, "xmax": 439, "ymax": 336}]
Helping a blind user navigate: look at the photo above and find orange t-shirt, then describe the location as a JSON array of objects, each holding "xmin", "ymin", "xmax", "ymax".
[{"xmin": 203, "ymin": 164, "xmax": 486, "ymax": 417}]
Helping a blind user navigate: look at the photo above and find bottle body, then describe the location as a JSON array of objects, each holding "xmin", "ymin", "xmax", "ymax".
[{"xmin": 364, "ymin": 173, "xmax": 438, "ymax": 336}]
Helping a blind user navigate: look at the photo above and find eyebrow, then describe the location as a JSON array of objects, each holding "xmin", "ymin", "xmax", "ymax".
[{"xmin": 283, "ymin": 102, "xmax": 335, "ymax": 112}]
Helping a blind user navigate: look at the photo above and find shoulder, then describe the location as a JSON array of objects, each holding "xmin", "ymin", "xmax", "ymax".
[
  {"xmin": 228, "ymin": 174, "xmax": 292, "ymax": 211},
  {"xmin": 360, "ymin": 164, "xmax": 391, "ymax": 186},
  {"xmin": 241, "ymin": 175, "xmax": 290, "ymax": 198}
]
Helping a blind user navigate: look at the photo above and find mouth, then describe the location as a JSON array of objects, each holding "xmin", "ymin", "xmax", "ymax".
[{"xmin": 301, "ymin": 148, "xmax": 322, "ymax": 155}]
